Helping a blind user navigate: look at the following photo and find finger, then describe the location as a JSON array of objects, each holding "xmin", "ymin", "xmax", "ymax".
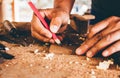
[
  {"xmin": 75, "ymin": 33, "xmax": 102, "ymax": 55},
  {"xmin": 50, "ymin": 16, "xmax": 62, "ymax": 33},
  {"xmin": 38, "ymin": 8, "xmax": 53, "ymax": 19},
  {"xmin": 86, "ymin": 30, "xmax": 120, "ymax": 57},
  {"xmin": 49, "ymin": 39, "xmax": 55, "ymax": 43},
  {"xmin": 57, "ymin": 24, "xmax": 68, "ymax": 33},
  {"xmin": 31, "ymin": 30, "xmax": 49, "ymax": 42},
  {"xmin": 31, "ymin": 15, "xmax": 52, "ymax": 38},
  {"xmin": 101, "ymin": 19, "xmax": 120, "ymax": 36},
  {"xmin": 102, "ymin": 40, "xmax": 120, "ymax": 57},
  {"xmin": 88, "ymin": 16, "xmax": 120, "ymax": 38},
  {"xmin": 56, "ymin": 33, "xmax": 65, "ymax": 41}
]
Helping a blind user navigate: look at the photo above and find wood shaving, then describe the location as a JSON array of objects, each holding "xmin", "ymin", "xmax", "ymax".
[
  {"xmin": 34, "ymin": 49, "xmax": 39, "ymax": 54},
  {"xmin": 96, "ymin": 60, "xmax": 114, "ymax": 70},
  {"xmin": 91, "ymin": 69, "xmax": 95, "ymax": 75},
  {"xmin": 42, "ymin": 50, "xmax": 46, "ymax": 53},
  {"xmin": 69, "ymin": 61, "xmax": 79, "ymax": 64},
  {"xmin": 44, "ymin": 43, "xmax": 49, "ymax": 46},
  {"xmin": 22, "ymin": 58, "xmax": 25, "ymax": 61},
  {"xmin": 5, "ymin": 47, "xmax": 9, "ymax": 51},
  {"xmin": 44, "ymin": 53, "xmax": 55, "ymax": 60},
  {"xmin": 5, "ymin": 64, "xmax": 9, "ymax": 67},
  {"xmin": 82, "ymin": 63, "xmax": 86, "ymax": 66},
  {"xmin": 116, "ymin": 65, "xmax": 120, "ymax": 70},
  {"xmin": 86, "ymin": 57, "xmax": 90, "ymax": 61},
  {"xmin": 75, "ymin": 62, "xmax": 79, "ymax": 64},
  {"xmin": 91, "ymin": 75, "xmax": 96, "ymax": 78},
  {"xmin": 79, "ymin": 37, "xmax": 85, "ymax": 41},
  {"xmin": 91, "ymin": 69, "xmax": 96, "ymax": 78},
  {"xmin": 44, "ymin": 66, "xmax": 49, "ymax": 69},
  {"xmin": 30, "ymin": 64, "xmax": 33, "ymax": 67},
  {"xmin": 69, "ymin": 61, "xmax": 73, "ymax": 64}
]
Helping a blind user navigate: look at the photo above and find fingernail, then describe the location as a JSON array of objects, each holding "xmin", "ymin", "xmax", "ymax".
[
  {"xmin": 76, "ymin": 48, "xmax": 82, "ymax": 55},
  {"xmin": 103, "ymin": 51, "xmax": 109, "ymax": 57},
  {"xmin": 50, "ymin": 25, "xmax": 59, "ymax": 33},
  {"xmin": 87, "ymin": 51, "xmax": 93, "ymax": 57}
]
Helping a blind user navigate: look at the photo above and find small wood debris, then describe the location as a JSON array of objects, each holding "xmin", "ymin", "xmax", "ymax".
[
  {"xmin": 30, "ymin": 64, "xmax": 33, "ymax": 67},
  {"xmin": 69, "ymin": 61, "xmax": 73, "ymax": 64},
  {"xmin": 91, "ymin": 69, "xmax": 95, "ymax": 75},
  {"xmin": 75, "ymin": 61, "xmax": 79, "ymax": 64},
  {"xmin": 42, "ymin": 50, "xmax": 46, "ymax": 53},
  {"xmin": 22, "ymin": 58, "xmax": 25, "ymax": 61},
  {"xmin": 86, "ymin": 57, "xmax": 90, "ymax": 61},
  {"xmin": 90, "ymin": 69, "xmax": 96, "ymax": 78},
  {"xmin": 44, "ymin": 66, "xmax": 49, "ymax": 69},
  {"xmin": 44, "ymin": 53, "xmax": 55, "ymax": 60},
  {"xmin": 96, "ymin": 60, "xmax": 114, "ymax": 70},
  {"xmin": 76, "ymin": 34, "xmax": 79, "ymax": 36},
  {"xmin": 5, "ymin": 64, "xmax": 9, "ymax": 67},
  {"xmin": 29, "ymin": 44, "xmax": 33, "ymax": 47},
  {"xmin": 69, "ymin": 61, "xmax": 79, "ymax": 64},
  {"xmin": 5, "ymin": 47, "xmax": 9, "ymax": 51},
  {"xmin": 116, "ymin": 65, "xmax": 120, "ymax": 70},
  {"xmin": 34, "ymin": 49, "xmax": 39, "ymax": 54},
  {"xmin": 81, "ymin": 63, "xmax": 86, "ymax": 66},
  {"xmin": 91, "ymin": 75, "xmax": 96, "ymax": 78},
  {"xmin": 79, "ymin": 36, "xmax": 85, "ymax": 41},
  {"xmin": 44, "ymin": 43, "xmax": 50, "ymax": 46}
]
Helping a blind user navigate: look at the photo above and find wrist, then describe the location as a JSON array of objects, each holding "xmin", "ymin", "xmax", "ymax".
[
  {"xmin": 54, "ymin": 7, "xmax": 70, "ymax": 15},
  {"xmin": 54, "ymin": 0, "xmax": 75, "ymax": 14}
]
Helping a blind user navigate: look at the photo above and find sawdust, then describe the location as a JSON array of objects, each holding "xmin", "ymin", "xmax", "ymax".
[
  {"xmin": 0, "ymin": 26, "xmax": 119, "ymax": 78},
  {"xmin": 0, "ymin": 40, "xmax": 119, "ymax": 78}
]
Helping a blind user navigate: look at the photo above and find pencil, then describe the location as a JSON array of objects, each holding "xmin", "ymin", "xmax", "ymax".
[{"xmin": 28, "ymin": 1, "xmax": 61, "ymax": 45}]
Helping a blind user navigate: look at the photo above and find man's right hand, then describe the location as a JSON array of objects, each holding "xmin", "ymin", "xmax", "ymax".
[{"xmin": 31, "ymin": 8, "xmax": 70, "ymax": 43}]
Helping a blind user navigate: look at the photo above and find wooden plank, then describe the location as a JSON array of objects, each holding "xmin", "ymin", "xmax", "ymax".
[{"xmin": 49, "ymin": 44, "xmax": 75, "ymax": 55}]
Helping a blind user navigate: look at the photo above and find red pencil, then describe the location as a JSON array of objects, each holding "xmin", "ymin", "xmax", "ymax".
[{"xmin": 28, "ymin": 1, "xmax": 61, "ymax": 45}]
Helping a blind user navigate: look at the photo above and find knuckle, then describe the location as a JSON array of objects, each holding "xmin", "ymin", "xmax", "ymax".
[
  {"xmin": 105, "ymin": 34, "xmax": 112, "ymax": 42},
  {"xmin": 31, "ymin": 32, "xmax": 35, "ymax": 37},
  {"xmin": 90, "ymin": 27, "xmax": 95, "ymax": 34},
  {"xmin": 38, "ymin": 9, "xmax": 44, "ymax": 12},
  {"xmin": 110, "ymin": 16, "xmax": 119, "ymax": 20},
  {"xmin": 93, "ymin": 44, "xmax": 101, "ymax": 52},
  {"xmin": 41, "ymin": 30, "xmax": 48, "ymax": 36},
  {"xmin": 39, "ymin": 29, "xmax": 45, "ymax": 34},
  {"xmin": 43, "ymin": 39, "xmax": 49, "ymax": 42},
  {"xmin": 96, "ymin": 33, "xmax": 103, "ymax": 40},
  {"xmin": 116, "ymin": 21, "xmax": 120, "ymax": 26},
  {"xmin": 111, "ymin": 46, "xmax": 116, "ymax": 52}
]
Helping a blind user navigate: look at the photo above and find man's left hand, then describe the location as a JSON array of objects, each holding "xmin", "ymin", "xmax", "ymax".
[{"xmin": 76, "ymin": 16, "xmax": 120, "ymax": 57}]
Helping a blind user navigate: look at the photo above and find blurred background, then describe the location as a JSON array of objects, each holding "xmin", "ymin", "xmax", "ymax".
[{"xmin": 0, "ymin": 0, "xmax": 91, "ymax": 22}]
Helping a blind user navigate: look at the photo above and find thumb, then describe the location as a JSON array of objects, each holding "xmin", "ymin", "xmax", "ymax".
[{"xmin": 50, "ymin": 17, "xmax": 62, "ymax": 33}]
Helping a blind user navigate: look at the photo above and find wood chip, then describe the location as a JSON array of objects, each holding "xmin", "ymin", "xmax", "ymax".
[
  {"xmin": 49, "ymin": 44, "xmax": 72, "ymax": 55},
  {"xmin": 86, "ymin": 57, "xmax": 90, "ymax": 61},
  {"xmin": 5, "ymin": 47, "xmax": 9, "ymax": 50},
  {"xmin": 44, "ymin": 53, "xmax": 55, "ymax": 60},
  {"xmin": 69, "ymin": 61, "xmax": 73, "ymax": 64},
  {"xmin": 75, "ymin": 61, "xmax": 79, "ymax": 64},
  {"xmin": 44, "ymin": 66, "xmax": 49, "ymax": 69},
  {"xmin": 34, "ymin": 49, "xmax": 39, "ymax": 54},
  {"xmin": 96, "ymin": 60, "xmax": 114, "ymax": 70}
]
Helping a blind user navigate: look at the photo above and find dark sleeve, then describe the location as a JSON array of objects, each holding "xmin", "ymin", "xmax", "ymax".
[{"xmin": 90, "ymin": 0, "xmax": 120, "ymax": 24}]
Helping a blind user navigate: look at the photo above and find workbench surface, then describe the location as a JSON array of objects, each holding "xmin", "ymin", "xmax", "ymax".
[{"xmin": 0, "ymin": 35, "xmax": 119, "ymax": 78}]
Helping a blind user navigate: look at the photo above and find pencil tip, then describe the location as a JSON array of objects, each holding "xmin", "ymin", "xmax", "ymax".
[{"xmin": 54, "ymin": 39, "xmax": 61, "ymax": 45}]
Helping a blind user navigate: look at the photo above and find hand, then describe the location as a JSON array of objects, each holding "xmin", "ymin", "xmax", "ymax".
[
  {"xmin": 31, "ymin": 8, "xmax": 70, "ymax": 43},
  {"xmin": 76, "ymin": 16, "xmax": 120, "ymax": 57}
]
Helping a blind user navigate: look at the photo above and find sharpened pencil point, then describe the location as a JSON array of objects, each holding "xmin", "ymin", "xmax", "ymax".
[{"xmin": 54, "ymin": 39, "xmax": 61, "ymax": 45}]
